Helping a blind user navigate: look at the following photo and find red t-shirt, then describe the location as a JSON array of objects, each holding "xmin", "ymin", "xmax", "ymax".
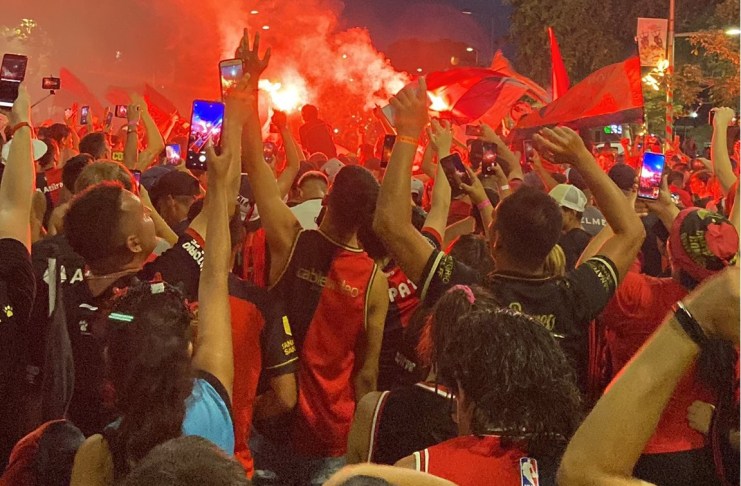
[
  {"xmin": 602, "ymin": 271, "xmax": 716, "ymax": 454},
  {"xmin": 414, "ymin": 435, "xmax": 539, "ymax": 486}
]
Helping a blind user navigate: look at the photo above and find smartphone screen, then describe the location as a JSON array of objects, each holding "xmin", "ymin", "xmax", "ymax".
[
  {"xmin": 80, "ymin": 106, "xmax": 90, "ymax": 125},
  {"xmin": 186, "ymin": 100, "xmax": 225, "ymax": 171},
  {"xmin": 440, "ymin": 153, "xmax": 471, "ymax": 198},
  {"xmin": 165, "ymin": 143, "xmax": 182, "ymax": 165},
  {"xmin": 380, "ymin": 104, "xmax": 396, "ymax": 127},
  {"xmin": 0, "ymin": 54, "xmax": 28, "ymax": 107},
  {"xmin": 42, "ymin": 76, "xmax": 60, "ymax": 90},
  {"xmin": 638, "ymin": 152, "xmax": 666, "ymax": 200},
  {"xmin": 131, "ymin": 170, "xmax": 141, "ymax": 190},
  {"xmin": 465, "ymin": 125, "xmax": 483, "ymax": 137},
  {"xmin": 220, "ymin": 59, "xmax": 244, "ymax": 99},
  {"xmin": 104, "ymin": 111, "xmax": 113, "ymax": 128},
  {"xmin": 115, "ymin": 105, "xmax": 128, "ymax": 118},
  {"xmin": 380, "ymin": 134, "xmax": 396, "ymax": 168},
  {"xmin": 522, "ymin": 140, "xmax": 535, "ymax": 162},
  {"xmin": 468, "ymin": 139, "xmax": 484, "ymax": 170},
  {"xmin": 263, "ymin": 141, "xmax": 276, "ymax": 162}
]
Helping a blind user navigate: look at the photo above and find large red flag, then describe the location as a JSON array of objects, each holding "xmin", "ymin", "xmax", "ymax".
[
  {"xmin": 510, "ymin": 57, "xmax": 644, "ymax": 142},
  {"xmin": 548, "ymin": 27, "xmax": 570, "ymax": 100},
  {"xmin": 53, "ymin": 68, "xmax": 104, "ymax": 116}
]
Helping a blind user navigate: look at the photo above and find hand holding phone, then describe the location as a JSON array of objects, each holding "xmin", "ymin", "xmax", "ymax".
[
  {"xmin": 165, "ymin": 143, "xmax": 182, "ymax": 166},
  {"xmin": 0, "ymin": 54, "xmax": 28, "ymax": 108},
  {"xmin": 440, "ymin": 153, "xmax": 471, "ymax": 198},
  {"xmin": 637, "ymin": 152, "xmax": 666, "ymax": 200},
  {"xmin": 465, "ymin": 125, "xmax": 483, "ymax": 137},
  {"xmin": 115, "ymin": 104, "xmax": 128, "ymax": 118},
  {"xmin": 80, "ymin": 106, "xmax": 90, "ymax": 125},
  {"xmin": 186, "ymin": 100, "xmax": 225, "ymax": 171},
  {"xmin": 131, "ymin": 170, "xmax": 141, "ymax": 190},
  {"xmin": 219, "ymin": 59, "xmax": 244, "ymax": 99},
  {"xmin": 42, "ymin": 76, "xmax": 61, "ymax": 90}
]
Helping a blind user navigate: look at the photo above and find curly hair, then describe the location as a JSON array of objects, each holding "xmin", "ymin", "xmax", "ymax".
[
  {"xmin": 447, "ymin": 234, "xmax": 495, "ymax": 278},
  {"xmin": 104, "ymin": 280, "xmax": 195, "ymax": 478},
  {"xmin": 435, "ymin": 305, "xmax": 582, "ymax": 459}
]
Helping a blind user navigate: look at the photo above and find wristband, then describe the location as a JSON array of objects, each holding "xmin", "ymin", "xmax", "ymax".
[
  {"xmin": 500, "ymin": 184, "xmax": 510, "ymax": 191},
  {"xmin": 12, "ymin": 122, "xmax": 32, "ymax": 136},
  {"xmin": 672, "ymin": 300, "xmax": 708, "ymax": 347},
  {"xmin": 476, "ymin": 199, "xmax": 492, "ymax": 211},
  {"xmin": 396, "ymin": 135, "xmax": 419, "ymax": 146}
]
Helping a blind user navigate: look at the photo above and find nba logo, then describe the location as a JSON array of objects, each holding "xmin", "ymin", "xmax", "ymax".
[{"xmin": 520, "ymin": 457, "xmax": 539, "ymax": 486}]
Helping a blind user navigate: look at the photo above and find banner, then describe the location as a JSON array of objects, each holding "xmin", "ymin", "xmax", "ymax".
[
  {"xmin": 637, "ymin": 18, "xmax": 668, "ymax": 67},
  {"xmin": 548, "ymin": 27, "xmax": 570, "ymax": 100},
  {"xmin": 509, "ymin": 57, "xmax": 644, "ymax": 141}
]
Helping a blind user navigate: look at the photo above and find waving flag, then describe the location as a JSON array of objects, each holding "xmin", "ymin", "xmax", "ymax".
[
  {"xmin": 548, "ymin": 27, "xmax": 570, "ymax": 100},
  {"xmin": 53, "ymin": 68, "xmax": 104, "ymax": 116},
  {"xmin": 510, "ymin": 57, "xmax": 644, "ymax": 142}
]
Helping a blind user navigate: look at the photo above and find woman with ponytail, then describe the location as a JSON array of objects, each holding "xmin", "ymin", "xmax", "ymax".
[{"xmin": 70, "ymin": 78, "xmax": 243, "ymax": 484}]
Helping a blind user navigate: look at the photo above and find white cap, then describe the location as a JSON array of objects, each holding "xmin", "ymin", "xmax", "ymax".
[
  {"xmin": 549, "ymin": 184, "xmax": 587, "ymax": 213},
  {"xmin": 1, "ymin": 138, "xmax": 48, "ymax": 165},
  {"xmin": 411, "ymin": 177, "xmax": 424, "ymax": 195},
  {"xmin": 321, "ymin": 158, "xmax": 344, "ymax": 183}
]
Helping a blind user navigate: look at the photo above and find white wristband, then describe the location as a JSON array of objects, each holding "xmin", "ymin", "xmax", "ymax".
[{"xmin": 500, "ymin": 184, "xmax": 510, "ymax": 191}]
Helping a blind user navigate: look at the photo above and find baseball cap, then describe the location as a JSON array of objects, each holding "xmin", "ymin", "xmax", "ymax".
[
  {"xmin": 1, "ymin": 138, "xmax": 48, "ymax": 164},
  {"xmin": 549, "ymin": 184, "xmax": 587, "ymax": 212},
  {"xmin": 321, "ymin": 158, "xmax": 344, "ymax": 183},
  {"xmin": 668, "ymin": 208, "xmax": 738, "ymax": 283},
  {"xmin": 608, "ymin": 163, "xmax": 636, "ymax": 191},
  {"xmin": 149, "ymin": 170, "xmax": 200, "ymax": 208},
  {"xmin": 140, "ymin": 165, "xmax": 175, "ymax": 193}
]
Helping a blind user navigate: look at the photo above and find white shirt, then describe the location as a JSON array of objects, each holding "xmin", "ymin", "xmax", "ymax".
[{"xmin": 290, "ymin": 199, "xmax": 323, "ymax": 230}]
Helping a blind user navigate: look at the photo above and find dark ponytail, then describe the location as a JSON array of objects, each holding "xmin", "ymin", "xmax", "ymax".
[{"xmin": 104, "ymin": 282, "xmax": 194, "ymax": 477}]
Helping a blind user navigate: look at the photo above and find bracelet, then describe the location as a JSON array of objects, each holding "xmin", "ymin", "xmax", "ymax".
[
  {"xmin": 476, "ymin": 199, "xmax": 493, "ymax": 211},
  {"xmin": 12, "ymin": 122, "xmax": 32, "ymax": 136},
  {"xmin": 500, "ymin": 184, "xmax": 510, "ymax": 191},
  {"xmin": 396, "ymin": 135, "xmax": 419, "ymax": 146},
  {"xmin": 672, "ymin": 300, "xmax": 708, "ymax": 347}
]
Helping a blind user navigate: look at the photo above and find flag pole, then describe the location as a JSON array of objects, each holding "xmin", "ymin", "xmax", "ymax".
[{"xmin": 665, "ymin": 0, "xmax": 675, "ymax": 149}]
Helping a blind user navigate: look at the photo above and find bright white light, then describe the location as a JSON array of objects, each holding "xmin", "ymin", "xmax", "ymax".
[
  {"xmin": 689, "ymin": 111, "xmax": 698, "ymax": 118},
  {"xmin": 261, "ymin": 25, "xmax": 270, "ymax": 30},
  {"xmin": 341, "ymin": 53, "xmax": 348, "ymax": 59},
  {"xmin": 466, "ymin": 47, "xmax": 474, "ymax": 52},
  {"xmin": 259, "ymin": 78, "xmax": 309, "ymax": 113},
  {"xmin": 250, "ymin": 10, "xmax": 259, "ymax": 14},
  {"xmin": 416, "ymin": 67, "xmax": 423, "ymax": 73},
  {"xmin": 428, "ymin": 92, "xmax": 450, "ymax": 112},
  {"xmin": 461, "ymin": 9, "xmax": 473, "ymax": 14},
  {"xmin": 726, "ymin": 28, "xmax": 741, "ymax": 36}
]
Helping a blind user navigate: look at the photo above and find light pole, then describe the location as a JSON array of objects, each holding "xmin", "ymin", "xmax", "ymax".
[{"xmin": 665, "ymin": 0, "xmax": 675, "ymax": 149}]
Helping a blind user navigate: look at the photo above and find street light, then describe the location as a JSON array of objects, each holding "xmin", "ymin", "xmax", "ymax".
[
  {"xmin": 261, "ymin": 25, "xmax": 270, "ymax": 30},
  {"xmin": 726, "ymin": 28, "xmax": 741, "ymax": 36},
  {"xmin": 466, "ymin": 47, "xmax": 474, "ymax": 52},
  {"xmin": 250, "ymin": 10, "xmax": 259, "ymax": 15}
]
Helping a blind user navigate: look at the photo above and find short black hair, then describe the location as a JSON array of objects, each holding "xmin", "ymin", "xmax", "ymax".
[
  {"xmin": 297, "ymin": 170, "xmax": 329, "ymax": 189},
  {"xmin": 37, "ymin": 138, "xmax": 58, "ymax": 167},
  {"xmin": 301, "ymin": 104, "xmax": 319, "ymax": 120},
  {"xmin": 493, "ymin": 186, "xmax": 562, "ymax": 270},
  {"xmin": 45, "ymin": 123, "xmax": 72, "ymax": 145},
  {"xmin": 448, "ymin": 234, "xmax": 494, "ymax": 277},
  {"xmin": 327, "ymin": 165, "xmax": 379, "ymax": 234},
  {"xmin": 64, "ymin": 182, "xmax": 125, "ymax": 264},
  {"xmin": 668, "ymin": 170, "xmax": 684, "ymax": 186},
  {"xmin": 79, "ymin": 132, "xmax": 108, "ymax": 159},
  {"xmin": 120, "ymin": 436, "xmax": 248, "ymax": 486},
  {"xmin": 62, "ymin": 154, "xmax": 94, "ymax": 194}
]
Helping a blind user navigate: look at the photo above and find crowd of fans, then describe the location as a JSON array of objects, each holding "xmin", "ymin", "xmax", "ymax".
[{"xmin": 0, "ymin": 28, "xmax": 738, "ymax": 486}]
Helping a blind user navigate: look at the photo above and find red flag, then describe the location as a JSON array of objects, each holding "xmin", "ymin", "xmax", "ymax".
[
  {"xmin": 53, "ymin": 68, "xmax": 104, "ymax": 116},
  {"xmin": 143, "ymin": 84, "xmax": 179, "ymax": 130},
  {"xmin": 510, "ymin": 57, "xmax": 644, "ymax": 141},
  {"xmin": 548, "ymin": 27, "xmax": 570, "ymax": 100}
]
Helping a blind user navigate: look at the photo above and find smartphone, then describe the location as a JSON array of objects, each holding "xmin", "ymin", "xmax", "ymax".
[
  {"xmin": 380, "ymin": 134, "xmax": 396, "ymax": 168},
  {"xmin": 465, "ymin": 125, "xmax": 483, "ymax": 137},
  {"xmin": 131, "ymin": 170, "xmax": 141, "ymax": 190},
  {"xmin": 42, "ymin": 76, "xmax": 61, "ymax": 90},
  {"xmin": 115, "ymin": 104, "xmax": 128, "ymax": 118},
  {"xmin": 219, "ymin": 59, "xmax": 243, "ymax": 99},
  {"xmin": 522, "ymin": 140, "xmax": 535, "ymax": 162},
  {"xmin": 165, "ymin": 143, "xmax": 182, "ymax": 165},
  {"xmin": 439, "ymin": 153, "xmax": 471, "ymax": 198},
  {"xmin": 0, "ymin": 54, "xmax": 28, "ymax": 108},
  {"xmin": 186, "ymin": 100, "xmax": 225, "ymax": 171},
  {"xmin": 104, "ymin": 110, "xmax": 113, "ymax": 129},
  {"xmin": 637, "ymin": 152, "xmax": 666, "ymax": 200},
  {"xmin": 80, "ymin": 106, "xmax": 90, "ymax": 125},
  {"xmin": 380, "ymin": 104, "xmax": 396, "ymax": 127},
  {"xmin": 263, "ymin": 141, "xmax": 276, "ymax": 162}
]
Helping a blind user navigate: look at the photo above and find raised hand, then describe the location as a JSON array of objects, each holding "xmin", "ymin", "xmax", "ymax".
[
  {"xmin": 236, "ymin": 27, "xmax": 271, "ymax": 86},
  {"xmin": 533, "ymin": 126, "xmax": 591, "ymax": 166},
  {"xmin": 683, "ymin": 266, "xmax": 740, "ymax": 342},
  {"xmin": 458, "ymin": 165, "xmax": 487, "ymax": 205},
  {"xmin": 711, "ymin": 107, "xmax": 735, "ymax": 128},
  {"xmin": 480, "ymin": 123, "xmax": 503, "ymax": 146},
  {"xmin": 389, "ymin": 77, "xmax": 429, "ymax": 138},
  {"xmin": 8, "ymin": 84, "xmax": 30, "ymax": 126},
  {"xmin": 426, "ymin": 118, "xmax": 452, "ymax": 154},
  {"xmin": 272, "ymin": 110, "xmax": 288, "ymax": 130}
]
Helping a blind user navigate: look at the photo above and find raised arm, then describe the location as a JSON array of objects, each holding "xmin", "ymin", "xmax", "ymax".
[
  {"xmin": 191, "ymin": 95, "xmax": 245, "ymax": 400},
  {"xmin": 275, "ymin": 111, "xmax": 300, "ymax": 198},
  {"xmin": 134, "ymin": 94, "xmax": 166, "ymax": 170},
  {"xmin": 531, "ymin": 150, "xmax": 559, "ymax": 191},
  {"xmin": 373, "ymin": 79, "xmax": 435, "ymax": 284},
  {"xmin": 236, "ymin": 29, "xmax": 302, "ymax": 286},
  {"xmin": 480, "ymin": 123, "xmax": 523, "ymax": 181},
  {"xmin": 122, "ymin": 102, "xmax": 141, "ymax": 170},
  {"xmin": 535, "ymin": 127, "xmax": 645, "ymax": 282},
  {"xmin": 423, "ymin": 119, "xmax": 453, "ymax": 238},
  {"xmin": 353, "ymin": 269, "xmax": 388, "ymax": 401},
  {"xmin": 0, "ymin": 85, "xmax": 35, "ymax": 250},
  {"xmin": 420, "ymin": 141, "xmax": 437, "ymax": 179},
  {"xmin": 710, "ymin": 107, "xmax": 738, "ymax": 196},
  {"xmin": 558, "ymin": 266, "xmax": 740, "ymax": 485}
]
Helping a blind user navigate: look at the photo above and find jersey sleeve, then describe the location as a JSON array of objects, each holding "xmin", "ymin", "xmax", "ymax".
[
  {"xmin": 419, "ymin": 250, "xmax": 480, "ymax": 304},
  {"xmin": 261, "ymin": 303, "xmax": 299, "ymax": 378},
  {"xmin": 564, "ymin": 255, "xmax": 619, "ymax": 323},
  {"xmin": 420, "ymin": 227, "xmax": 443, "ymax": 250},
  {"xmin": 140, "ymin": 229, "xmax": 204, "ymax": 301}
]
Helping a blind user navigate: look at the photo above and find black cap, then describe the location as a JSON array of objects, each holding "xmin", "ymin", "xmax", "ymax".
[
  {"xmin": 608, "ymin": 163, "xmax": 636, "ymax": 191},
  {"xmin": 150, "ymin": 170, "xmax": 200, "ymax": 208}
]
